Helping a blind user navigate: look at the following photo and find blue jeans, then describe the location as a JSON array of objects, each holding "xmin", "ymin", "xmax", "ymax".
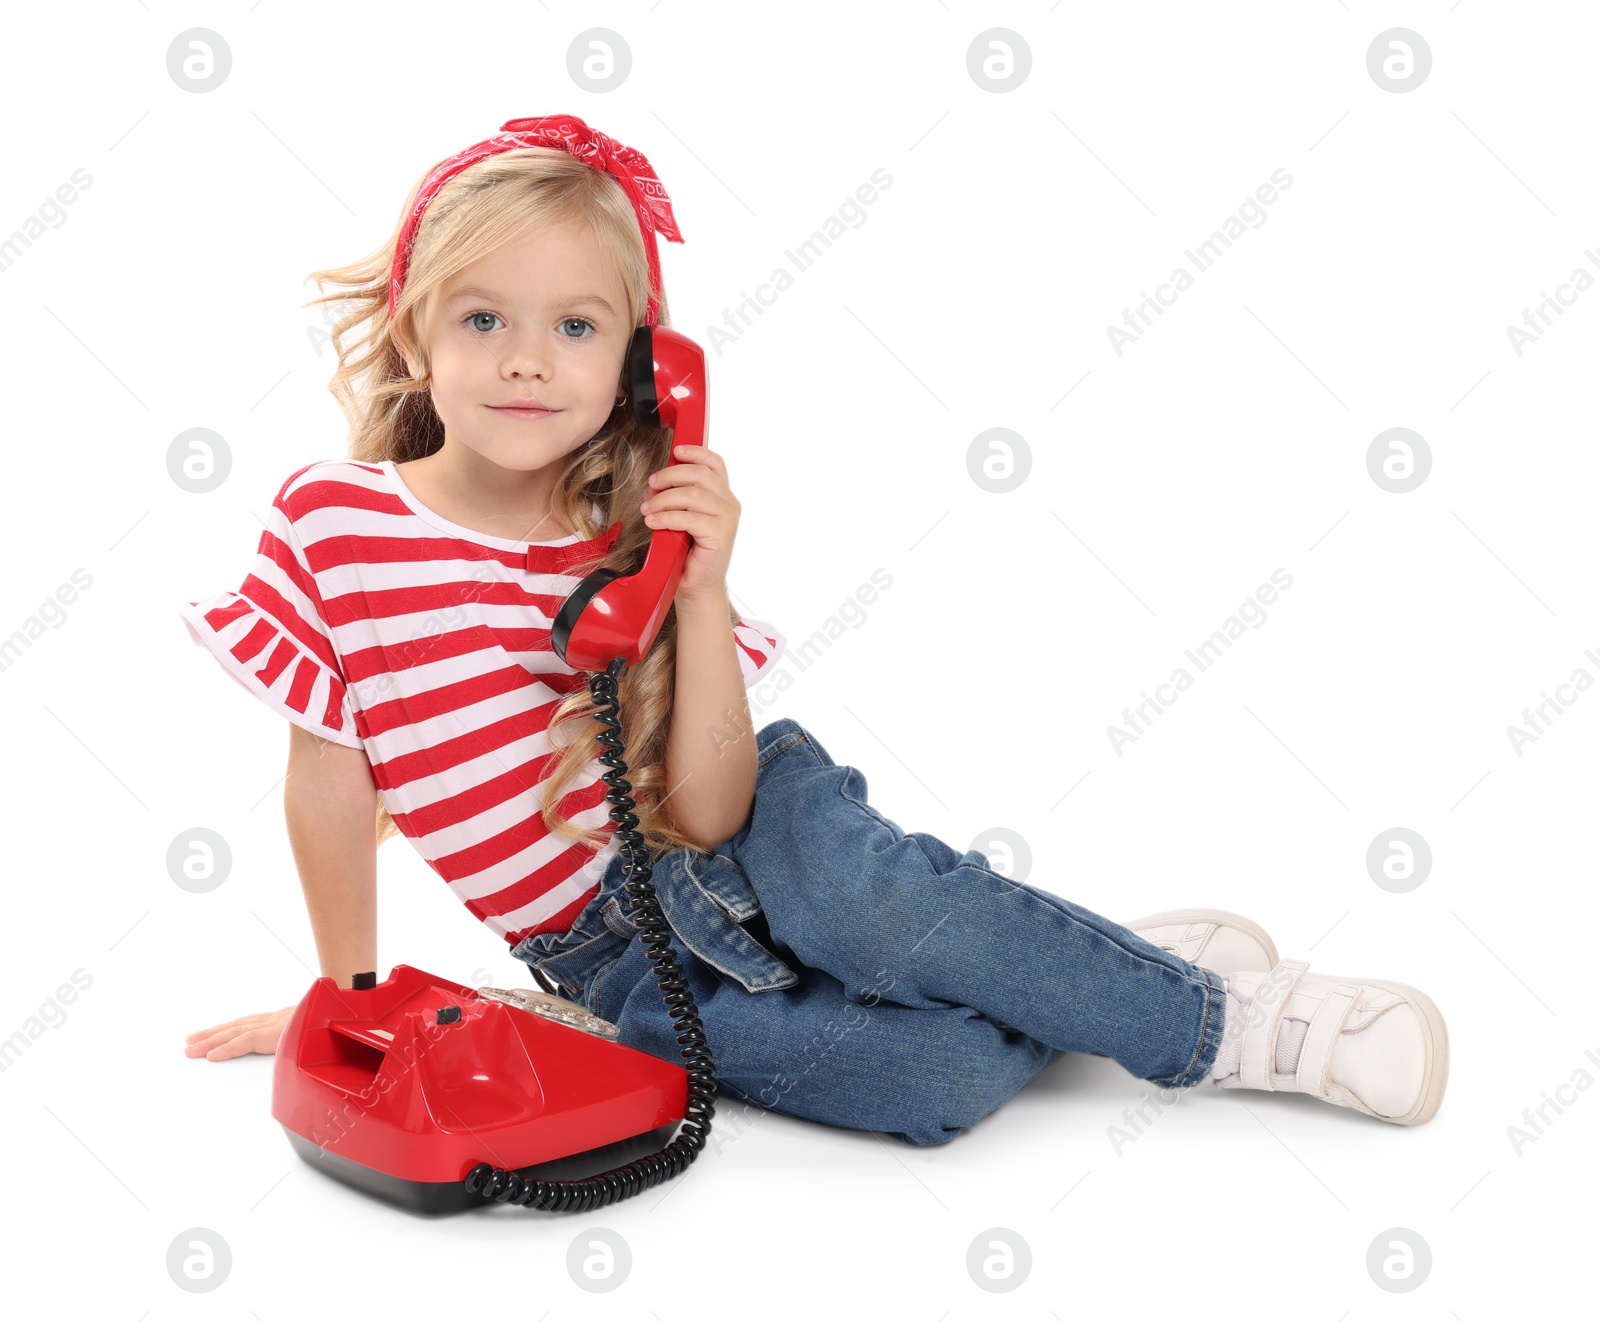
[{"xmin": 511, "ymin": 717, "xmax": 1226, "ymax": 1147}]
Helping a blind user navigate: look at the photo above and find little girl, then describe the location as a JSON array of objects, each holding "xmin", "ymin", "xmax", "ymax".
[{"xmin": 181, "ymin": 114, "xmax": 1448, "ymax": 1144}]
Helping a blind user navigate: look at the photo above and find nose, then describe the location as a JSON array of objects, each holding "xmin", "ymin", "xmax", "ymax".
[{"xmin": 497, "ymin": 328, "xmax": 554, "ymax": 381}]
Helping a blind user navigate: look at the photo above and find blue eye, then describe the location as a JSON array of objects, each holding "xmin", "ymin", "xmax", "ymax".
[{"xmin": 460, "ymin": 312, "xmax": 597, "ymax": 340}]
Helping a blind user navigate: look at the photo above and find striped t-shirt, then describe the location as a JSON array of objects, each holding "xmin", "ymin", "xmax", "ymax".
[{"xmin": 179, "ymin": 458, "xmax": 785, "ymax": 946}]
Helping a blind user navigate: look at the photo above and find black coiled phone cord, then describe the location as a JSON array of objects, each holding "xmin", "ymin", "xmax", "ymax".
[{"xmin": 463, "ymin": 656, "xmax": 718, "ymax": 1211}]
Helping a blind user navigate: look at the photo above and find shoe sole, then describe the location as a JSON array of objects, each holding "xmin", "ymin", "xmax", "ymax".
[
  {"xmin": 1299, "ymin": 972, "xmax": 1450, "ymax": 1126},
  {"xmin": 1121, "ymin": 907, "xmax": 1280, "ymax": 970}
]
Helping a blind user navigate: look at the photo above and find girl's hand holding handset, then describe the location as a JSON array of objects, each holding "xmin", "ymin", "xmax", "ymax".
[
  {"xmin": 641, "ymin": 442, "xmax": 740, "ymax": 607},
  {"xmin": 185, "ymin": 1006, "xmax": 297, "ymax": 1060}
]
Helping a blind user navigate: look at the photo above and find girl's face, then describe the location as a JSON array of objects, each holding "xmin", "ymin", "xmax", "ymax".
[{"xmin": 405, "ymin": 219, "xmax": 633, "ymax": 476}]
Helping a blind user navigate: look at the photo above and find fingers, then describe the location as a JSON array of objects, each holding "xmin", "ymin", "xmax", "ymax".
[
  {"xmin": 642, "ymin": 507, "xmax": 682, "ymax": 530},
  {"xmin": 185, "ymin": 1031, "xmax": 235, "ymax": 1060},
  {"xmin": 646, "ymin": 466, "xmax": 712, "ymax": 494},
  {"xmin": 642, "ymin": 485, "xmax": 714, "ymax": 522},
  {"xmin": 186, "ymin": 1014, "xmax": 268, "ymax": 1041},
  {"xmin": 667, "ymin": 442, "xmax": 720, "ymax": 469},
  {"xmin": 184, "ymin": 1014, "xmax": 271, "ymax": 1058},
  {"xmin": 187, "ymin": 1021, "xmax": 237, "ymax": 1041},
  {"xmin": 188, "ymin": 1029, "xmax": 260, "ymax": 1061},
  {"xmin": 185, "ymin": 1029, "xmax": 241, "ymax": 1058},
  {"xmin": 648, "ymin": 443, "xmax": 726, "ymax": 490},
  {"xmin": 201, "ymin": 1036, "xmax": 246, "ymax": 1061},
  {"xmin": 643, "ymin": 473, "xmax": 740, "ymax": 516},
  {"xmin": 641, "ymin": 501, "xmax": 735, "ymax": 538}
]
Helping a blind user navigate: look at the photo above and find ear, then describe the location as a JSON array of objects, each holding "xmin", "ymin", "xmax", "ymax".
[{"xmin": 398, "ymin": 296, "xmax": 426, "ymax": 378}]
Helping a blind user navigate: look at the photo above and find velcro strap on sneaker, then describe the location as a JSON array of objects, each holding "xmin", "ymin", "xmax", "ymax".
[
  {"xmin": 1240, "ymin": 959, "xmax": 1308, "ymax": 1091},
  {"xmin": 1294, "ymin": 982, "xmax": 1362, "ymax": 1095}
]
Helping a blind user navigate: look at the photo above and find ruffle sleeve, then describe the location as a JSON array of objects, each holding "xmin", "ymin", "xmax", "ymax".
[
  {"xmin": 178, "ymin": 479, "xmax": 362, "ymax": 749},
  {"xmin": 732, "ymin": 616, "xmax": 786, "ymax": 689}
]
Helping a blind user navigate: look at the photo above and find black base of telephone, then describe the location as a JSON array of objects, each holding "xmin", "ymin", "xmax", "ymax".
[{"xmin": 283, "ymin": 1122, "xmax": 683, "ymax": 1214}]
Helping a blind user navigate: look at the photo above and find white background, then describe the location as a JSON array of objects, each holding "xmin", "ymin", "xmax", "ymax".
[{"xmin": 1, "ymin": 1, "xmax": 1592, "ymax": 1316}]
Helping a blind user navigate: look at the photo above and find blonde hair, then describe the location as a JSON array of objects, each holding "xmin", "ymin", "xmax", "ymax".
[{"xmin": 303, "ymin": 146, "xmax": 732, "ymax": 860}]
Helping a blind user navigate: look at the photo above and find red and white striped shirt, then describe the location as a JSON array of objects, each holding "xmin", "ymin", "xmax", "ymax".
[{"xmin": 179, "ymin": 458, "xmax": 785, "ymax": 946}]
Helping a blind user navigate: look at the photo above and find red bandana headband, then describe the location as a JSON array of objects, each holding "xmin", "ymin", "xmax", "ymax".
[{"xmin": 387, "ymin": 114, "xmax": 682, "ymax": 326}]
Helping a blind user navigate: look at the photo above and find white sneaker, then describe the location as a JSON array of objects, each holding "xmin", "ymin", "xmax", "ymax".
[
  {"xmin": 1123, "ymin": 907, "xmax": 1279, "ymax": 975},
  {"xmin": 1214, "ymin": 959, "xmax": 1450, "ymax": 1126}
]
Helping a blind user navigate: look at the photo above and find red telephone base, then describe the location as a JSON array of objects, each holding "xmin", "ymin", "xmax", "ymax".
[
  {"xmin": 280, "ymin": 1120, "xmax": 683, "ymax": 1214},
  {"xmin": 272, "ymin": 965, "xmax": 688, "ymax": 1213}
]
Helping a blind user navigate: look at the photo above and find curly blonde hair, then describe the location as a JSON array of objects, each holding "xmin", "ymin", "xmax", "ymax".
[{"xmin": 302, "ymin": 146, "xmax": 733, "ymax": 861}]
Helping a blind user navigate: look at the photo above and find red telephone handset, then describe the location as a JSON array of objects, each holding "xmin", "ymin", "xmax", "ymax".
[{"xmin": 550, "ymin": 324, "xmax": 706, "ymax": 672}]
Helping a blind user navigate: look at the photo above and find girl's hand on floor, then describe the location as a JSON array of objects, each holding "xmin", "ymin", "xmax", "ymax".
[{"xmin": 185, "ymin": 1006, "xmax": 296, "ymax": 1060}]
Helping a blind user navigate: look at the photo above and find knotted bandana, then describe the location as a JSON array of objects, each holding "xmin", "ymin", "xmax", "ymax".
[{"xmin": 387, "ymin": 114, "xmax": 682, "ymax": 326}]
